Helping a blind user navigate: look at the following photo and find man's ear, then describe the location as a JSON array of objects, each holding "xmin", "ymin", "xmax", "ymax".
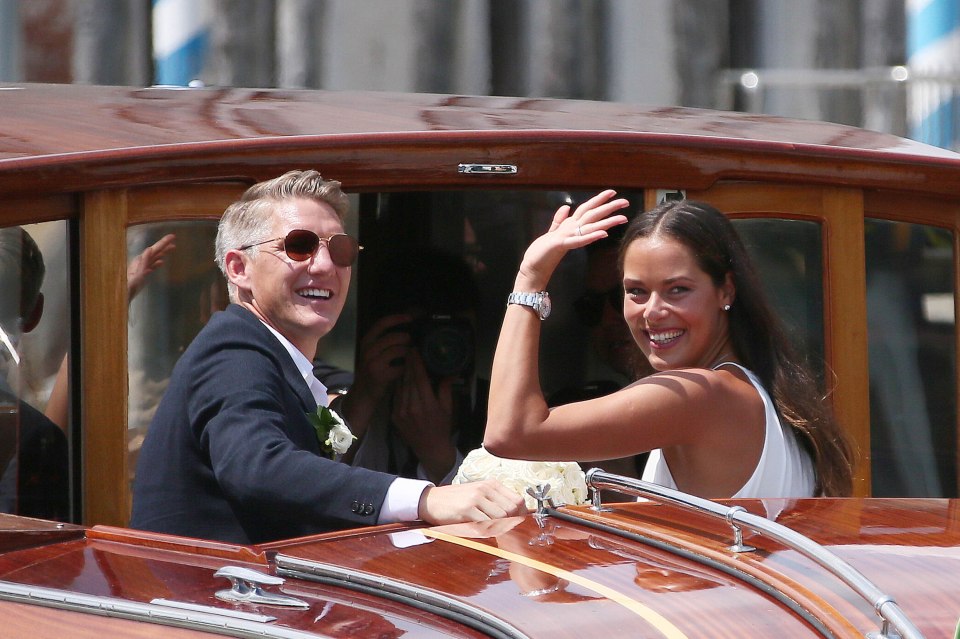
[
  {"xmin": 22, "ymin": 292, "xmax": 43, "ymax": 334},
  {"xmin": 224, "ymin": 250, "xmax": 251, "ymax": 295}
]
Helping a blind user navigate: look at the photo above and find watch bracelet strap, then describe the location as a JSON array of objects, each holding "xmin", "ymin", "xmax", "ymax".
[{"xmin": 507, "ymin": 291, "xmax": 539, "ymax": 307}]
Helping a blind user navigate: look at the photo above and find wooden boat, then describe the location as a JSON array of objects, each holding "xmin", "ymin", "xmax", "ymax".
[{"xmin": 0, "ymin": 83, "xmax": 957, "ymax": 636}]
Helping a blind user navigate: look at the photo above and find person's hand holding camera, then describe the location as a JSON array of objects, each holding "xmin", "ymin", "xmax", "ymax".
[
  {"xmin": 391, "ymin": 346, "xmax": 458, "ymax": 484},
  {"xmin": 342, "ymin": 311, "xmax": 473, "ymax": 483},
  {"xmin": 340, "ymin": 313, "xmax": 414, "ymax": 445}
]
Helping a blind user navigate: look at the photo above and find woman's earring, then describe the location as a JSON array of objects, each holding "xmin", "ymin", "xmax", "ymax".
[{"xmin": 723, "ymin": 304, "xmax": 731, "ymax": 311}]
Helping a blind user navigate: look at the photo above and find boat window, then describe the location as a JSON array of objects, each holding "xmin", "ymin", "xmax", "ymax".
[
  {"xmin": 865, "ymin": 219, "xmax": 956, "ymax": 497},
  {"xmin": 0, "ymin": 220, "xmax": 72, "ymax": 522},
  {"xmin": 731, "ymin": 218, "xmax": 826, "ymax": 380}
]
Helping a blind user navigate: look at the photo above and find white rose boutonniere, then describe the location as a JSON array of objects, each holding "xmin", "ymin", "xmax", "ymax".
[
  {"xmin": 453, "ymin": 447, "xmax": 588, "ymax": 510},
  {"xmin": 307, "ymin": 406, "xmax": 356, "ymax": 459}
]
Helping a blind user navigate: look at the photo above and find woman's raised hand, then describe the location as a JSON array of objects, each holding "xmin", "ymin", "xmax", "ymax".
[{"xmin": 515, "ymin": 190, "xmax": 629, "ymax": 291}]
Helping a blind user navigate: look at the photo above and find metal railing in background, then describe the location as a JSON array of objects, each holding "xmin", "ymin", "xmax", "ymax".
[{"xmin": 715, "ymin": 65, "xmax": 960, "ymax": 152}]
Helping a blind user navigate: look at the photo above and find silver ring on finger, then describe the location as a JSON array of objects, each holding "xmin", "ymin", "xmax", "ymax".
[{"xmin": 576, "ymin": 225, "xmax": 583, "ymax": 237}]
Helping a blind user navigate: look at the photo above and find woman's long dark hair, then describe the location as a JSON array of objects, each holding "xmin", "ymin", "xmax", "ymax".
[{"xmin": 618, "ymin": 199, "xmax": 854, "ymax": 496}]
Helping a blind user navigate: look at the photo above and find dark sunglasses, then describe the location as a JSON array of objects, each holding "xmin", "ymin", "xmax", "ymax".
[
  {"xmin": 573, "ymin": 286, "xmax": 623, "ymax": 327},
  {"xmin": 239, "ymin": 230, "xmax": 362, "ymax": 267}
]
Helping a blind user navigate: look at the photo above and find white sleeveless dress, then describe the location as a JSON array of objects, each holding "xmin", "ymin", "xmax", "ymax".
[{"xmin": 640, "ymin": 362, "xmax": 816, "ymax": 498}]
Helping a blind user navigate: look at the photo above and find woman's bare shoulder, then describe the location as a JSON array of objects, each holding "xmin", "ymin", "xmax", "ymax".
[
  {"xmin": 626, "ymin": 365, "xmax": 746, "ymax": 394},
  {"xmin": 620, "ymin": 366, "xmax": 762, "ymax": 426}
]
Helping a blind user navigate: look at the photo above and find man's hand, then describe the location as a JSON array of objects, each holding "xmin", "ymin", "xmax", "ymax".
[{"xmin": 418, "ymin": 479, "xmax": 528, "ymax": 524}]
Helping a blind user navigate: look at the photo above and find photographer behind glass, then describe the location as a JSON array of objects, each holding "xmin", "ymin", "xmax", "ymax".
[{"xmin": 317, "ymin": 246, "xmax": 482, "ymax": 485}]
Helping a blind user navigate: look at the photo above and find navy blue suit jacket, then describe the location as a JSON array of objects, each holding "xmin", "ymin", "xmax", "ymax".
[{"xmin": 130, "ymin": 304, "xmax": 396, "ymax": 544}]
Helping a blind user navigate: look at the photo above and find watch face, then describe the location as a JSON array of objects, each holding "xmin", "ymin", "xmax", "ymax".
[{"xmin": 537, "ymin": 293, "xmax": 552, "ymax": 319}]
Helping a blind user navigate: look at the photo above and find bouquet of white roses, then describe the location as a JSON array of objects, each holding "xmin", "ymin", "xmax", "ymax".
[{"xmin": 453, "ymin": 447, "xmax": 588, "ymax": 510}]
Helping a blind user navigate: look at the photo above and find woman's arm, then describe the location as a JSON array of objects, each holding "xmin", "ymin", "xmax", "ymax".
[
  {"xmin": 484, "ymin": 190, "xmax": 629, "ymax": 456},
  {"xmin": 487, "ymin": 363, "xmax": 757, "ymax": 462}
]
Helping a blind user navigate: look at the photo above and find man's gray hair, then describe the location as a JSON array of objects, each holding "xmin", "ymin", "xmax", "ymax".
[{"xmin": 214, "ymin": 170, "xmax": 350, "ymax": 302}]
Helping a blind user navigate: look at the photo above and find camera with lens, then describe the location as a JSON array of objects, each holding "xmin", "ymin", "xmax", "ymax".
[{"xmin": 408, "ymin": 314, "xmax": 475, "ymax": 380}]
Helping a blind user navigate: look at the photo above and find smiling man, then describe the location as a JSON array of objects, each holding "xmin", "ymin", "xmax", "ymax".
[{"xmin": 130, "ymin": 170, "xmax": 525, "ymax": 544}]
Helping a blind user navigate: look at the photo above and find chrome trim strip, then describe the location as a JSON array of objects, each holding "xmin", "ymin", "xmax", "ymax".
[
  {"xmin": 276, "ymin": 554, "xmax": 531, "ymax": 639},
  {"xmin": 457, "ymin": 163, "xmax": 518, "ymax": 175},
  {"xmin": 585, "ymin": 469, "xmax": 924, "ymax": 639},
  {"xmin": 151, "ymin": 598, "xmax": 277, "ymax": 622},
  {"xmin": 0, "ymin": 580, "xmax": 316, "ymax": 639}
]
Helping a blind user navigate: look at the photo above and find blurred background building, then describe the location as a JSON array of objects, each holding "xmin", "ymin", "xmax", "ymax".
[{"xmin": 0, "ymin": 0, "xmax": 956, "ymax": 148}]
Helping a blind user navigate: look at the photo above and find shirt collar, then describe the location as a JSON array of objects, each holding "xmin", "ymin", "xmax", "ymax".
[{"xmin": 258, "ymin": 321, "xmax": 328, "ymax": 406}]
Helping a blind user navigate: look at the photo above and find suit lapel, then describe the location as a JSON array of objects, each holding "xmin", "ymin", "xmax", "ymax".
[{"xmin": 227, "ymin": 305, "xmax": 318, "ymax": 413}]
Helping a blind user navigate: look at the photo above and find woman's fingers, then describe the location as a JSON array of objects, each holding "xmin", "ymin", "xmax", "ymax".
[{"xmin": 548, "ymin": 204, "xmax": 571, "ymax": 231}]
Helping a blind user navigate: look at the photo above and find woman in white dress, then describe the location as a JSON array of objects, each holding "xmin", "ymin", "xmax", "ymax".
[{"xmin": 484, "ymin": 192, "xmax": 854, "ymax": 498}]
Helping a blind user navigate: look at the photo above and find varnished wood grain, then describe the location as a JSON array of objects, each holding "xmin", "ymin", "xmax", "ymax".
[
  {"xmin": 87, "ymin": 525, "xmax": 268, "ymax": 564},
  {"xmin": 0, "ymin": 514, "xmax": 84, "ymax": 553},
  {"xmin": 80, "ymin": 189, "xmax": 130, "ymax": 527},
  {"xmin": 821, "ymin": 188, "xmax": 870, "ymax": 495},
  {"xmin": 0, "ymin": 500, "xmax": 957, "ymax": 637},
  {"xmin": 0, "ymin": 85, "xmax": 959, "ymax": 201},
  {"xmin": 568, "ymin": 498, "xmax": 960, "ymax": 638},
  {"xmin": 278, "ymin": 516, "xmax": 840, "ymax": 638},
  {"xmin": 0, "ymin": 525, "xmax": 485, "ymax": 638}
]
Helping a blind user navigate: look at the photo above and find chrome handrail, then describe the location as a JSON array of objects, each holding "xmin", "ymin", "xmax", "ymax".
[
  {"xmin": 0, "ymin": 579, "xmax": 317, "ymax": 639},
  {"xmin": 585, "ymin": 469, "xmax": 924, "ymax": 639},
  {"xmin": 276, "ymin": 554, "xmax": 531, "ymax": 639}
]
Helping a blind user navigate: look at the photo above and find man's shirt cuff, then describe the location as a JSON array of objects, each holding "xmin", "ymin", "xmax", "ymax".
[{"xmin": 378, "ymin": 477, "xmax": 432, "ymax": 524}]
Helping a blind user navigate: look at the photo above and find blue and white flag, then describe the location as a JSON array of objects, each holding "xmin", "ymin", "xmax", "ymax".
[
  {"xmin": 152, "ymin": 0, "xmax": 213, "ymax": 86},
  {"xmin": 907, "ymin": 0, "xmax": 960, "ymax": 149}
]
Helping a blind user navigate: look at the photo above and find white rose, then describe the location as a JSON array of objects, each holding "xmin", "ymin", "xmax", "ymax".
[
  {"xmin": 326, "ymin": 421, "xmax": 356, "ymax": 455},
  {"xmin": 559, "ymin": 463, "xmax": 588, "ymax": 505},
  {"xmin": 539, "ymin": 461, "xmax": 585, "ymax": 505},
  {"xmin": 454, "ymin": 447, "xmax": 503, "ymax": 484},
  {"xmin": 454, "ymin": 448, "xmax": 588, "ymax": 508}
]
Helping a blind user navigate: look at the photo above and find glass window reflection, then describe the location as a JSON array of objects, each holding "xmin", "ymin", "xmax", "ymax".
[
  {"xmin": 732, "ymin": 218, "xmax": 825, "ymax": 379},
  {"xmin": 866, "ymin": 219, "xmax": 956, "ymax": 497},
  {"xmin": 126, "ymin": 222, "xmax": 228, "ymax": 486},
  {"xmin": 0, "ymin": 221, "xmax": 71, "ymax": 520}
]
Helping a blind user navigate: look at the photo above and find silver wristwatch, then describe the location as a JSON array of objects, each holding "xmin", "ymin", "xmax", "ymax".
[{"xmin": 507, "ymin": 291, "xmax": 551, "ymax": 320}]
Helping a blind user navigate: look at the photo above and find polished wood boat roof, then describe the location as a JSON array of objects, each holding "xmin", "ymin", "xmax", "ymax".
[
  {"xmin": 2, "ymin": 83, "xmax": 960, "ymax": 199},
  {"xmin": 2, "ymin": 83, "xmax": 955, "ymax": 157}
]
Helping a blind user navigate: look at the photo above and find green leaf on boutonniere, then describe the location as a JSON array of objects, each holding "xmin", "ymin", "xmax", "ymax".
[{"xmin": 307, "ymin": 406, "xmax": 356, "ymax": 459}]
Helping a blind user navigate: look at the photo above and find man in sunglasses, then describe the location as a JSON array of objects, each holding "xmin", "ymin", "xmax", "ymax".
[{"xmin": 131, "ymin": 170, "xmax": 526, "ymax": 544}]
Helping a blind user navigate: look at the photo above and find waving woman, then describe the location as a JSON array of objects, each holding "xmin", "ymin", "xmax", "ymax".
[{"xmin": 483, "ymin": 192, "xmax": 853, "ymax": 498}]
